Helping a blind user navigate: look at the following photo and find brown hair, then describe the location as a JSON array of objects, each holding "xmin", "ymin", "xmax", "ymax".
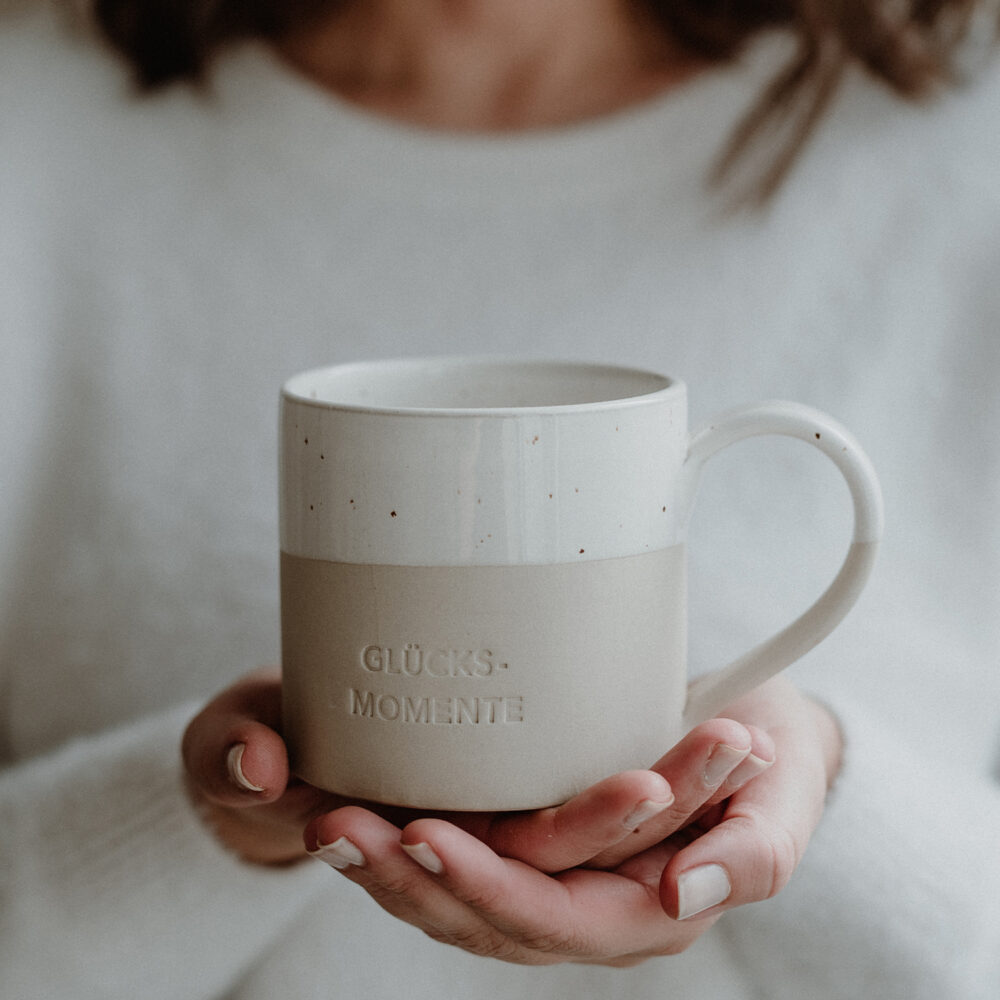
[
  {"xmin": 92, "ymin": 0, "xmax": 993, "ymax": 200},
  {"xmin": 649, "ymin": 0, "xmax": 989, "ymax": 199}
]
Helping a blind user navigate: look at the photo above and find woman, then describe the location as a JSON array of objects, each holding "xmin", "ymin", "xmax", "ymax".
[{"xmin": 1, "ymin": 1, "xmax": 998, "ymax": 997}]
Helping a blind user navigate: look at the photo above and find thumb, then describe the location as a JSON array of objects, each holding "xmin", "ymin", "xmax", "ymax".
[
  {"xmin": 659, "ymin": 752, "xmax": 825, "ymax": 921},
  {"xmin": 181, "ymin": 667, "xmax": 290, "ymax": 807}
]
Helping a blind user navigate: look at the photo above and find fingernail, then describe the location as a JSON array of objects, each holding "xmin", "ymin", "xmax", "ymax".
[
  {"xmin": 623, "ymin": 796, "xmax": 674, "ymax": 830},
  {"xmin": 677, "ymin": 863, "xmax": 732, "ymax": 920},
  {"xmin": 725, "ymin": 753, "xmax": 774, "ymax": 791},
  {"xmin": 226, "ymin": 743, "xmax": 264, "ymax": 793},
  {"xmin": 703, "ymin": 743, "xmax": 749, "ymax": 787},
  {"xmin": 309, "ymin": 836, "xmax": 366, "ymax": 870},
  {"xmin": 400, "ymin": 841, "xmax": 444, "ymax": 875}
]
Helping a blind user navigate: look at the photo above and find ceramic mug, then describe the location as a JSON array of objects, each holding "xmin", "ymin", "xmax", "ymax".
[{"xmin": 279, "ymin": 357, "xmax": 882, "ymax": 811}]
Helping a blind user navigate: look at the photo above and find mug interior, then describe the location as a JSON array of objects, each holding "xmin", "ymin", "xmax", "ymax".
[{"xmin": 283, "ymin": 357, "xmax": 675, "ymax": 413}]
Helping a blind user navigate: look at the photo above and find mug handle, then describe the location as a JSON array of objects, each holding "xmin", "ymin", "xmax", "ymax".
[{"xmin": 679, "ymin": 400, "xmax": 884, "ymax": 729}]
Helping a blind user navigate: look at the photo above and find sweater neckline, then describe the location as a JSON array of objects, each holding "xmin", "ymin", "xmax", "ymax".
[{"xmin": 209, "ymin": 33, "xmax": 790, "ymax": 198}]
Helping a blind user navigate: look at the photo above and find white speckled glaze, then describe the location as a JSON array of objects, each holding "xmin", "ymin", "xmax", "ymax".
[
  {"xmin": 280, "ymin": 357, "xmax": 883, "ymax": 809},
  {"xmin": 281, "ymin": 357, "xmax": 685, "ymax": 566}
]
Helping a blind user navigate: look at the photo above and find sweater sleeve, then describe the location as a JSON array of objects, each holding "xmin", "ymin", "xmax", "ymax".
[
  {"xmin": 723, "ymin": 698, "xmax": 1000, "ymax": 1000},
  {"xmin": 0, "ymin": 701, "xmax": 329, "ymax": 1000}
]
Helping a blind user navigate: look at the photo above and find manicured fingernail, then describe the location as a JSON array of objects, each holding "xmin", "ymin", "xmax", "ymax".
[
  {"xmin": 401, "ymin": 841, "xmax": 444, "ymax": 875},
  {"xmin": 725, "ymin": 753, "xmax": 774, "ymax": 791},
  {"xmin": 677, "ymin": 863, "xmax": 732, "ymax": 920},
  {"xmin": 226, "ymin": 743, "xmax": 264, "ymax": 793},
  {"xmin": 623, "ymin": 796, "xmax": 674, "ymax": 830},
  {"xmin": 309, "ymin": 836, "xmax": 366, "ymax": 870},
  {"xmin": 703, "ymin": 743, "xmax": 749, "ymax": 786}
]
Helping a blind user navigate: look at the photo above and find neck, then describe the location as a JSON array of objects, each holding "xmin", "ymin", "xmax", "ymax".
[{"xmin": 277, "ymin": 0, "xmax": 704, "ymax": 130}]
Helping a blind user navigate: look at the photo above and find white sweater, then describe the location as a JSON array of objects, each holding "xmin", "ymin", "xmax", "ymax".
[{"xmin": 1, "ymin": 5, "xmax": 999, "ymax": 998}]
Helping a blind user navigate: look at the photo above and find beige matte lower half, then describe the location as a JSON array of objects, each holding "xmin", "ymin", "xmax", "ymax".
[{"xmin": 281, "ymin": 547, "xmax": 686, "ymax": 810}]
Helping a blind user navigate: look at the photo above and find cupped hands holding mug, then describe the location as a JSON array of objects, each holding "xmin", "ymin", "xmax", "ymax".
[
  {"xmin": 188, "ymin": 357, "xmax": 875, "ymax": 965},
  {"xmin": 183, "ymin": 669, "xmax": 840, "ymax": 965}
]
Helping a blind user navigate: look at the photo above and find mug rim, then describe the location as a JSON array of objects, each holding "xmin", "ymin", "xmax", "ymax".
[{"xmin": 282, "ymin": 356, "xmax": 685, "ymax": 417}]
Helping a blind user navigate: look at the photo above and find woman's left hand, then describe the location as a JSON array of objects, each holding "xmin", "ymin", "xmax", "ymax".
[{"xmin": 305, "ymin": 675, "xmax": 841, "ymax": 966}]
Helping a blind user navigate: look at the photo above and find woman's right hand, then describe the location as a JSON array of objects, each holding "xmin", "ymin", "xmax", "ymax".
[{"xmin": 301, "ymin": 678, "xmax": 833, "ymax": 967}]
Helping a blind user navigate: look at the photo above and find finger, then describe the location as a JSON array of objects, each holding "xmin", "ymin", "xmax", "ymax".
[
  {"xmin": 398, "ymin": 818, "xmax": 706, "ymax": 963},
  {"xmin": 460, "ymin": 769, "xmax": 674, "ymax": 873},
  {"xmin": 181, "ymin": 667, "xmax": 290, "ymax": 806},
  {"xmin": 703, "ymin": 725, "xmax": 775, "ymax": 803},
  {"xmin": 660, "ymin": 745, "xmax": 823, "ymax": 922},
  {"xmin": 306, "ymin": 807, "xmax": 522, "ymax": 961},
  {"xmin": 587, "ymin": 718, "xmax": 767, "ymax": 869}
]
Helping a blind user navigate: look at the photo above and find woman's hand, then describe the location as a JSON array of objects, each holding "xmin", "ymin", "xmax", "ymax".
[
  {"xmin": 181, "ymin": 668, "xmax": 773, "ymax": 870},
  {"xmin": 183, "ymin": 668, "xmax": 839, "ymax": 966},
  {"xmin": 304, "ymin": 676, "xmax": 840, "ymax": 966}
]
